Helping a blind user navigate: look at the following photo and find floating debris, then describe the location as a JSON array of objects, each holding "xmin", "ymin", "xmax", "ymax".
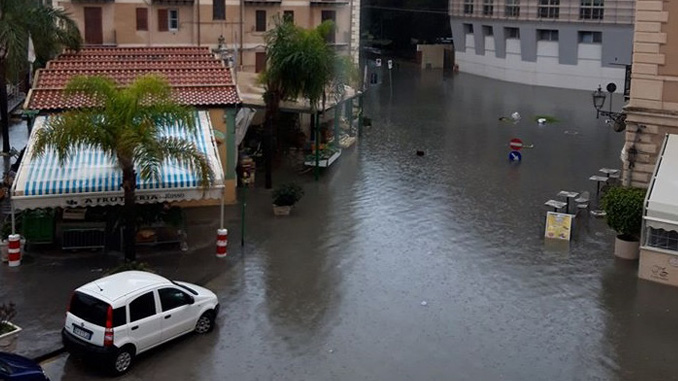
[
  {"xmin": 511, "ymin": 112, "xmax": 521, "ymax": 122},
  {"xmin": 421, "ymin": 301, "xmax": 428, "ymax": 306},
  {"xmin": 416, "ymin": 150, "xmax": 425, "ymax": 156},
  {"xmin": 564, "ymin": 130, "xmax": 580, "ymax": 135}
]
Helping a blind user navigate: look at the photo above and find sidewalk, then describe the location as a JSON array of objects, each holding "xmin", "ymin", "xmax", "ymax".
[{"xmin": 0, "ymin": 205, "xmax": 245, "ymax": 360}]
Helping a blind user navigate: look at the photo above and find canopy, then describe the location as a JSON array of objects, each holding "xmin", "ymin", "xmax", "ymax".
[
  {"xmin": 645, "ymin": 134, "xmax": 678, "ymax": 232},
  {"xmin": 11, "ymin": 111, "xmax": 224, "ymax": 210}
]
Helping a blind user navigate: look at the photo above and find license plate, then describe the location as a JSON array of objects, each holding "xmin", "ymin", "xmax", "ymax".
[{"xmin": 72, "ymin": 325, "xmax": 92, "ymax": 340}]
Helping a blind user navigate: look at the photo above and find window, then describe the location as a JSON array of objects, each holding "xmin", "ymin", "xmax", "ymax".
[
  {"xmin": 505, "ymin": 27, "xmax": 519, "ymax": 39},
  {"xmin": 129, "ymin": 292, "xmax": 157, "ymax": 322},
  {"xmin": 482, "ymin": 0, "xmax": 493, "ymax": 16},
  {"xmin": 505, "ymin": 0, "xmax": 519, "ymax": 17},
  {"xmin": 255, "ymin": 10, "xmax": 266, "ymax": 32},
  {"xmin": 283, "ymin": 10, "xmax": 294, "ymax": 23},
  {"xmin": 580, "ymin": 0, "xmax": 604, "ymax": 20},
  {"xmin": 482, "ymin": 26, "xmax": 493, "ymax": 36},
  {"xmin": 69, "ymin": 292, "xmax": 109, "ymax": 326},
  {"xmin": 159, "ymin": 288, "xmax": 193, "ymax": 312},
  {"xmin": 463, "ymin": 0, "xmax": 474, "ymax": 15},
  {"xmin": 647, "ymin": 228, "xmax": 678, "ymax": 252},
  {"xmin": 578, "ymin": 31, "xmax": 602, "ymax": 43},
  {"xmin": 112, "ymin": 307, "xmax": 126, "ymax": 327},
  {"xmin": 321, "ymin": 10, "xmax": 336, "ymax": 43},
  {"xmin": 464, "ymin": 23, "xmax": 474, "ymax": 34},
  {"xmin": 157, "ymin": 9, "xmax": 168, "ymax": 32},
  {"xmin": 538, "ymin": 0, "xmax": 559, "ymax": 19},
  {"xmin": 168, "ymin": 9, "xmax": 179, "ymax": 31},
  {"xmin": 136, "ymin": 8, "xmax": 148, "ymax": 31},
  {"xmin": 213, "ymin": 0, "xmax": 225, "ymax": 20},
  {"xmin": 537, "ymin": 29, "xmax": 558, "ymax": 41}
]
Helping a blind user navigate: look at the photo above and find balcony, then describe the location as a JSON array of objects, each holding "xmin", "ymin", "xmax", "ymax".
[
  {"xmin": 244, "ymin": 0, "xmax": 281, "ymax": 5},
  {"xmin": 71, "ymin": 0, "xmax": 115, "ymax": 3},
  {"xmin": 151, "ymin": 0, "xmax": 195, "ymax": 5},
  {"xmin": 310, "ymin": 0, "xmax": 349, "ymax": 5}
]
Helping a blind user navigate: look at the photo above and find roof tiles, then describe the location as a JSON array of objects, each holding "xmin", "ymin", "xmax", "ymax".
[{"xmin": 27, "ymin": 47, "xmax": 241, "ymax": 110}]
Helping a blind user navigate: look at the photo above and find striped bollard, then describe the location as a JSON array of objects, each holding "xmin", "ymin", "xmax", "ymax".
[
  {"xmin": 8, "ymin": 234, "xmax": 21, "ymax": 267},
  {"xmin": 216, "ymin": 229, "xmax": 228, "ymax": 258}
]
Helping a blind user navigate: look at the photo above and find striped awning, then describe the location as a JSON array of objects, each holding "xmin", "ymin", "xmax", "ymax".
[{"xmin": 11, "ymin": 111, "xmax": 224, "ymax": 210}]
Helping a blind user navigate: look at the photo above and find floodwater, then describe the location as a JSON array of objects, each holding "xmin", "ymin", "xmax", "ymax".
[{"xmin": 44, "ymin": 66, "xmax": 678, "ymax": 381}]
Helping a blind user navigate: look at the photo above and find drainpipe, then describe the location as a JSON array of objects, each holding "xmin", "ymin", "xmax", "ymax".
[
  {"xmin": 239, "ymin": 0, "xmax": 244, "ymax": 68},
  {"xmin": 197, "ymin": 0, "xmax": 201, "ymax": 46}
]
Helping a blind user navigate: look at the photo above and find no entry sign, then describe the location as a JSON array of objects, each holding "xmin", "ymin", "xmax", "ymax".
[{"xmin": 509, "ymin": 138, "xmax": 523, "ymax": 151}]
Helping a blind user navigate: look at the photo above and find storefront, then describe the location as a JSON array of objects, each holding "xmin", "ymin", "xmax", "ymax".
[
  {"xmin": 639, "ymin": 134, "xmax": 678, "ymax": 286},
  {"xmin": 9, "ymin": 111, "xmax": 225, "ymax": 251}
]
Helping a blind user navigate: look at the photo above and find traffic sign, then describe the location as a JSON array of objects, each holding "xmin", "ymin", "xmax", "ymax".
[
  {"xmin": 376, "ymin": 59, "xmax": 382, "ymax": 67},
  {"xmin": 509, "ymin": 138, "xmax": 523, "ymax": 151},
  {"xmin": 388, "ymin": 60, "xmax": 393, "ymax": 69},
  {"xmin": 509, "ymin": 151, "xmax": 522, "ymax": 162}
]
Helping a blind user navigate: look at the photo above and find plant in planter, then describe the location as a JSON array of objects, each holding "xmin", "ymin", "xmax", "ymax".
[
  {"xmin": 272, "ymin": 183, "xmax": 304, "ymax": 215},
  {"xmin": 602, "ymin": 186, "xmax": 646, "ymax": 260},
  {"xmin": 0, "ymin": 302, "xmax": 21, "ymax": 351}
]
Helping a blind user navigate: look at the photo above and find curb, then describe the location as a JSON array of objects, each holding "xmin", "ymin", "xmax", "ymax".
[{"xmin": 33, "ymin": 347, "xmax": 65, "ymax": 364}]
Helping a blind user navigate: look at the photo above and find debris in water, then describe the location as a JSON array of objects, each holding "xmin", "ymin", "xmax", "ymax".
[
  {"xmin": 421, "ymin": 301, "xmax": 428, "ymax": 306},
  {"xmin": 537, "ymin": 118, "xmax": 547, "ymax": 125},
  {"xmin": 328, "ymin": 349, "xmax": 334, "ymax": 354},
  {"xmin": 564, "ymin": 130, "xmax": 580, "ymax": 135},
  {"xmin": 511, "ymin": 112, "xmax": 521, "ymax": 122},
  {"xmin": 416, "ymin": 150, "xmax": 425, "ymax": 156}
]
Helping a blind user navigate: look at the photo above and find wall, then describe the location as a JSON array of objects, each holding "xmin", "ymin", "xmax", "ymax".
[
  {"xmin": 416, "ymin": 44, "xmax": 452, "ymax": 69},
  {"xmin": 639, "ymin": 248, "xmax": 678, "ymax": 287}
]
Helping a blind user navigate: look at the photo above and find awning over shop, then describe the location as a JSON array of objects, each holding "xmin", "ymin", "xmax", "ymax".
[
  {"xmin": 645, "ymin": 134, "xmax": 678, "ymax": 232},
  {"xmin": 11, "ymin": 111, "xmax": 224, "ymax": 210}
]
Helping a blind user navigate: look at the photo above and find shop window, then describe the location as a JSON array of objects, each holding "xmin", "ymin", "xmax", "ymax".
[
  {"xmin": 463, "ymin": 0, "xmax": 474, "ymax": 15},
  {"xmin": 482, "ymin": 0, "xmax": 493, "ymax": 16},
  {"xmin": 482, "ymin": 26, "xmax": 493, "ymax": 36},
  {"xmin": 578, "ymin": 31, "xmax": 602, "ymax": 43},
  {"xmin": 255, "ymin": 10, "xmax": 266, "ymax": 32},
  {"xmin": 505, "ymin": 27, "xmax": 519, "ymax": 39},
  {"xmin": 538, "ymin": 0, "xmax": 559, "ymax": 19},
  {"xmin": 580, "ymin": 0, "xmax": 604, "ymax": 20},
  {"xmin": 136, "ymin": 8, "xmax": 148, "ymax": 31},
  {"xmin": 537, "ymin": 29, "xmax": 558, "ymax": 41},
  {"xmin": 213, "ymin": 0, "xmax": 225, "ymax": 20},
  {"xmin": 505, "ymin": 0, "xmax": 519, "ymax": 17},
  {"xmin": 647, "ymin": 228, "xmax": 678, "ymax": 252}
]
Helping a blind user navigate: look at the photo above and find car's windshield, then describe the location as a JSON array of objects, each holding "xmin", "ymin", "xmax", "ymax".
[{"xmin": 171, "ymin": 280, "xmax": 198, "ymax": 295}]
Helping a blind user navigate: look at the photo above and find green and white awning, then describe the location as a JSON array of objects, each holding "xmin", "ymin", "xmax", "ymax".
[{"xmin": 11, "ymin": 111, "xmax": 224, "ymax": 210}]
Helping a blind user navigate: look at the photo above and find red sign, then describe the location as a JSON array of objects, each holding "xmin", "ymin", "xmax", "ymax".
[{"xmin": 509, "ymin": 138, "xmax": 523, "ymax": 151}]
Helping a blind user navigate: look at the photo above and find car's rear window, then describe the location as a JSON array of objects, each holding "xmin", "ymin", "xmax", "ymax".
[{"xmin": 70, "ymin": 291, "xmax": 109, "ymax": 326}]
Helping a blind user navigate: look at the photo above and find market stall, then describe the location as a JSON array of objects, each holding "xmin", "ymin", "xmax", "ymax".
[{"xmin": 10, "ymin": 111, "xmax": 225, "ymax": 251}]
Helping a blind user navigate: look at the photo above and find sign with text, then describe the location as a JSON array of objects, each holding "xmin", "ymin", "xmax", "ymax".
[{"xmin": 544, "ymin": 212, "xmax": 573, "ymax": 241}]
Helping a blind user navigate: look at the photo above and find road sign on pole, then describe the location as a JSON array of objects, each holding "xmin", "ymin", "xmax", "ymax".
[
  {"xmin": 509, "ymin": 138, "xmax": 524, "ymax": 151},
  {"xmin": 376, "ymin": 59, "xmax": 382, "ymax": 67},
  {"xmin": 388, "ymin": 60, "xmax": 393, "ymax": 70},
  {"xmin": 509, "ymin": 151, "xmax": 522, "ymax": 162}
]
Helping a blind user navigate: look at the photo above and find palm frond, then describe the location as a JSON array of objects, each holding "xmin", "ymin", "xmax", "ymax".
[{"xmin": 157, "ymin": 137, "xmax": 214, "ymax": 189}]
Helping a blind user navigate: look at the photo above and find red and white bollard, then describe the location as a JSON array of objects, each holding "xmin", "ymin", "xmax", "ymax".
[
  {"xmin": 7, "ymin": 234, "xmax": 21, "ymax": 267},
  {"xmin": 216, "ymin": 229, "xmax": 228, "ymax": 258}
]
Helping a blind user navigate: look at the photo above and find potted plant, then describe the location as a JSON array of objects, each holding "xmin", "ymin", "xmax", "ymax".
[
  {"xmin": 602, "ymin": 186, "xmax": 646, "ymax": 260},
  {"xmin": 272, "ymin": 183, "xmax": 304, "ymax": 216},
  {"xmin": 0, "ymin": 302, "xmax": 21, "ymax": 352}
]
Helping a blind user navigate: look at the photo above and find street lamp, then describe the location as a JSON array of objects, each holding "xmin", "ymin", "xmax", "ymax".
[{"xmin": 591, "ymin": 83, "xmax": 626, "ymax": 132}]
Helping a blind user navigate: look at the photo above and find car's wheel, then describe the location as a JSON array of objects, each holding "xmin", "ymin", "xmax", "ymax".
[
  {"xmin": 111, "ymin": 346, "xmax": 134, "ymax": 376},
  {"xmin": 195, "ymin": 311, "xmax": 215, "ymax": 334}
]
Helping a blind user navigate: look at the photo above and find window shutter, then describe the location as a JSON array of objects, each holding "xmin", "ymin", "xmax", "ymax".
[
  {"xmin": 136, "ymin": 8, "xmax": 148, "ymax": 31},
  {"xmin": 158, "ymin": 9, "xmax": 168, "ymax": 32}
]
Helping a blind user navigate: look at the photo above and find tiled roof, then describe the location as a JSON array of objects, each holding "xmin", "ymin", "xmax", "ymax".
[{"xmin": 27, "ymin": 47, "xmax": 241, "ymax": 110}]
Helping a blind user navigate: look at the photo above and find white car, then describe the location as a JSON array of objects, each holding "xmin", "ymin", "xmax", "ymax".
[{"xmin": 62, "ymin": 271, "xmax": 219, "ymax": 375}]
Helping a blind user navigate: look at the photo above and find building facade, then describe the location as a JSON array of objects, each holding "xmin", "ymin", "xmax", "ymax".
[
  {"xmin": 448, "ymin": 0, "xmax": 635, "ymax": 90},
  {"xmin": 623, "ymin": 0, "xmax": 678, "ymax": 188},
  {"xmin": 55, "ymin": 0, "xmax": 360, "ymax": 72}
]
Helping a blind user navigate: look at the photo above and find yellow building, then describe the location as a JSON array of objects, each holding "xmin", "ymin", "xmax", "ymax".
[
  {"xmin": 55, "ymin": 0, "xmax": 360, "ymax": 70},
  {"xmin": 623, "ymin": 1, "xmax": 678, "ymax": 188}
]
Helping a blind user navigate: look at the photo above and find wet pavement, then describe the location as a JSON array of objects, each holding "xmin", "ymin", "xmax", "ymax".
[{"xmin": 7, "ymin": 66, "xmax": 678, "ymax": 380}]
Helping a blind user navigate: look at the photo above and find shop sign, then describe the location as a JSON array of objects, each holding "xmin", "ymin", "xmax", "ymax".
[
  {"xmin": 64, "ymin": 192, "xmax": 187, "ymax": 207},
  {"xmin": 544, "ymin": 212, "xmax": 573, "ymax": 241}
]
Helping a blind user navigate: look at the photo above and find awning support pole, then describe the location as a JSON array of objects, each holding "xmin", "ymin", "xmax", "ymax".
[
  {"xmin": 220, "ymin": 193, "xmax": 225, "ymax": 229},
  {"xmin": 10, "ymin": 204, "xmax": 15, "ymax": 234}
]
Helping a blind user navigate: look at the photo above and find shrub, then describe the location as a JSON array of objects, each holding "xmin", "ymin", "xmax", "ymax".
[
  {"xmin": 105, "ymin": 261, "xmax": 155, "ymax": 276},
  {"xmin": 0, "ymin": 302, "xmax": 17, "ymax": 335},
  {"xmin": 272, "ymin": 183, "xmax": 304, "ymax": 207},
  {"xmin": 602, "ymin": 186, "xmax": 646, "ymax": 240}
]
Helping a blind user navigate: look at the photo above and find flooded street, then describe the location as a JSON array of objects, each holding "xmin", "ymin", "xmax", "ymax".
[{"xmin": 43, "ymin": 67, "xmax": 678, "ymax": 381}]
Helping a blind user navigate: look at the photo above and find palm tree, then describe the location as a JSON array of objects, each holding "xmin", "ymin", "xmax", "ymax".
[
  {"xmin": 0, "ymin": 0, "xmax": 81, "ymax": 153},
  {"xmin": 260, "ymin": 17, "xmax": 338, "ymax": 188},
  {"xmin": 32, "ymin": 75, "xmax": 213, "ymax": 262}
]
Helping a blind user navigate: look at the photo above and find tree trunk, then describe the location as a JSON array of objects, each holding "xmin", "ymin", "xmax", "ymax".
[
  {"xmin": 0, "ymin": 60, "xmax": 10, "ymax": 154},
  {"xmin": 263, "ymin": 92, "xmax": 281, "ymax": 189},
  {"xmin": 122, "ymin": 165, "xmax": 137, "ymax": 262}
]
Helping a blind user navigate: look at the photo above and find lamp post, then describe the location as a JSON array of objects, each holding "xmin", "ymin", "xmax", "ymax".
[{"xmin": 591, "ymin": 83, "xmax": 626, "ymax": 132}]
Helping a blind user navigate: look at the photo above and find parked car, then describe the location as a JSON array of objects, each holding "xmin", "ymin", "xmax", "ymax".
[
  {"xmin": 0, "ymin": 352, "xmax": 50, "ymax": 380},
  {"xmin": 61, "ymin": 271, "xmax": 219, "ymax": 375}
]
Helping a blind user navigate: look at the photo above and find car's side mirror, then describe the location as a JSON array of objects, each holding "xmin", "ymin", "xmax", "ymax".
[{"xmin": 187, "ymin": 295, "xmax": 195, "ymax": 305}]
